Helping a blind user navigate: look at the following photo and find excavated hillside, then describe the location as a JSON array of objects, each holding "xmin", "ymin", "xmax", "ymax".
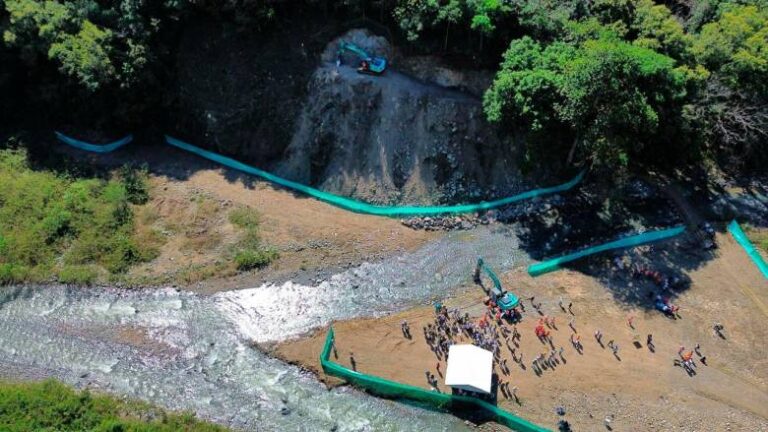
[
  {"xmin": 174, "ymin": 25, "xmax": 525, "ymax": 204},
  {"xmin": 276, "ymin": 66, "xmax": 524, "ymax": 204}
]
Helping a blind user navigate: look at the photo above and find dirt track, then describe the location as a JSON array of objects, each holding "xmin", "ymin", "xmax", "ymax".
[{"xmin": 275, "ymin": 233, "xmax": 768, "ymax": 431}]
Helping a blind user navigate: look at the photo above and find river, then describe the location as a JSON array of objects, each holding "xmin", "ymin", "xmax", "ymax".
[{"xmin": 0, "ymin": 226, "xmax": 530, "ymax": 431}]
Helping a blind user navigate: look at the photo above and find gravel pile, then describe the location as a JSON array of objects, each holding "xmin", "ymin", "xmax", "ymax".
[{"xmin": 400, "ymin": 196, "xmax": 564, "ymax": 231}]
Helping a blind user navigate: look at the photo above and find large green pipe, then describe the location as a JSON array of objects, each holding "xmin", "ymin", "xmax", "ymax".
[
  {"xmin": 528, "ymin": 226, "xmax": 686, "ymax": 277},
  {"xmin": 728, "ymin": 220, "xmax": 768, "ymax": 279},
  {"xmin": 320, "ymin": 327, "xmax": 549, "ymax": 432},
  {"xmin": 165, "ymin": 135, "xmax": 585, "ymax": 217},
  {"xmin": 55, "ymin": 131, "xmax": 133, "ymax": 153}
]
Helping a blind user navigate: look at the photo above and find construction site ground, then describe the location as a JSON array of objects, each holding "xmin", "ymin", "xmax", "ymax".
[{"xmin": 274, "ymin": 233, "xmax": 768, "ymax": 431}]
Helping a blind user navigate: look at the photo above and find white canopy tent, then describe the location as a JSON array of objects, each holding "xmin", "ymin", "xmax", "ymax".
[{"xmin": 444, "ymin": 344, "xmax": 493, "ymax": 394}]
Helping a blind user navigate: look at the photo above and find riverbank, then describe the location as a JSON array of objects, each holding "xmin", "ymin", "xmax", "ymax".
[
  {"xmin": 273, "ymin": 233, "xmax": 768, "ymax": 431},
  {"xmin": 51, "ymin": 143, "xmax": 439, "ymax": 292},
  {"xmin": 0, "ymin": 284, "xmax": 474, "ymax": 431}
]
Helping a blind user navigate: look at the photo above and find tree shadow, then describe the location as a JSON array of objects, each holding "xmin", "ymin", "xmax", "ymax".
[
  {"xmin": 507, "ymin": 175, "xmax": 731, "ymax": 311},
  {"xmin": 23, "ymin": 134, "xmax": 319, "ymax": 206},
  {"xmin": 681, "ymin": 164, "xmax": 768, "ymax": 229}
]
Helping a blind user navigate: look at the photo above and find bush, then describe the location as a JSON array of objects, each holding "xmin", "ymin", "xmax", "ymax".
[
  {"xmin": 0, "ymin": 264, "xmax": 28, "ymax": 285},
  {"xmin": 229, "ymin": 206, "xmax": 276, "ymax": 271},
  {"xmin": 234, "ymin": 248, "xmax": 278, "ymax": 271},
  {"xmin": 58, "ymin": 265, "xmax": 98, "ymax": 285},
  {"xmin": 119, "ymin": 164, "xmax": 149, "ymax": 205},
  {"xmin": 41, "ymin": 208, "xmax": 74, "ymax": 243},
  {"xmin": 102, "ymin": 235, "xmax": 158, "ymax": 274}
]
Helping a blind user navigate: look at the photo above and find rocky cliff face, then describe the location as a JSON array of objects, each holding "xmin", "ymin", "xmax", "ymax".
[
  {"xmin": 275, "ymin": 64, "xmax": 522, "ymax": 204},
  {"xmin": 175, "ymin": 26, "xmax": 524, "ymax": 204}
]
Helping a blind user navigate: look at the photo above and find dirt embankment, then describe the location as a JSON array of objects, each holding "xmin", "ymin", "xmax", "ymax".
[
  {"xmin": 60, "ymin": 145, "xmax": 436, "ymax": 292},
  {"xmin": 274, "ymin": 233, "xmax": 768, "ymax": 431},
  {"xmin": 173, "ymin": 25, "xmax": 523, "ymax": 205}
]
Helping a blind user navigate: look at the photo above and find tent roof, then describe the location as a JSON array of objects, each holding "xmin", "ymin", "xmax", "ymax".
[{"xmin": 444, "ymin": 344, "xmax": 493, "ymax": 394}]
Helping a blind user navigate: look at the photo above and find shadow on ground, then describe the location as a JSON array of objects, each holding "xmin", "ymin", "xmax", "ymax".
[{"xmin": 507, "ymin": 171, "xmax": 767, "ymax": 311}]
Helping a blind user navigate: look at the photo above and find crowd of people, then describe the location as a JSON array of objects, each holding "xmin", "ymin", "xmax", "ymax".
[
  {"xmin": 612, "ymin": 255, "xmax": 685, "ymax": 317},
  {"xmin": 403, "ymin": 284, "xmax": 718, "ymax": 404}
]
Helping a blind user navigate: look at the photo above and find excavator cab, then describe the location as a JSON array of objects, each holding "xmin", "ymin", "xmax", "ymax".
[
  {"xmin": 338, "ymin": 41, "xmax": 387, "ymax": 75},
  {"xmin": 358, "ymin": 57, "xmax": 386, "ymax": 74}
]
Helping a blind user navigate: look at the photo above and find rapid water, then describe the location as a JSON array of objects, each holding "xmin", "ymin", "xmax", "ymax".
[
  {"xmin": 215, "ymin": 225, "xmax": 529, "ymax": 342},
  {"xmin": 0, "ymin": 226, "xmax": 529, "ymax": 431}
]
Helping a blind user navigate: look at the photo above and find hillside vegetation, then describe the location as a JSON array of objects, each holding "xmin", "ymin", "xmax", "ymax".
[
  {"xmin": 0, "ymin": 147, "xmax": 160, "ymax": 284},
  {"xmin": 1, "ymin": 0, "xmax": 766, "ymax": 176},
  {"xmin": 0, "ymin": 145, "xmax": 278, "ymax": 286},
  {"xmin": 0, "ymin": 379, "xmax": 226, "ymax": 432}
]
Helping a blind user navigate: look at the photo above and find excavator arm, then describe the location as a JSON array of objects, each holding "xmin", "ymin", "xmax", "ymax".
[{"xmin": 338, "ymin": 41, "xmax": 371, "ymax": 59}]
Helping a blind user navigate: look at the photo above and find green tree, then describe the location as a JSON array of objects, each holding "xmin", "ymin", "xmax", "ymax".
[
  {"xmin": 512, "ymin": 0, "xmax": 587, "ymax": 38},
  {"xmin": 485, "ymin": 29, "xmax": 690, "ymax": 169},
  {"xmin": 393, "ymin": 0, "xmax": 466, "ymax": 50},
  {"xmin": 559, "ymin": 38, "xmax": 689, "ymax": 166},
  {"xmin": 393, "ymin": 0, "xmax": 433, "ymax": 42},
  {"xmin": 48, "ymin": 20, "xmax": 115, "ymax": 91},
  {"xmin": 436, "ymin": 0, "xmax": 464, "ymax": 51},
  {"xmin": 484, "ymin": 37, "xmax": 573, "ymax": 130},
  {"xmin": 692, "ymin": 5, "xmax": 768, "ymax": 93},
  {"xmin": 468, "ymin": 0, "xmax": 511, "ymax": 49},
  {"xmin": 631, "ymin": 0, "xmax": 692, "ymax": 61},
  {"xmin": 589, "ymin": 0, "xmax": 635, "ymax": 28},
  {"xmin": 1, "ymin": 0, "xmax": 169, "ymax": 90}
]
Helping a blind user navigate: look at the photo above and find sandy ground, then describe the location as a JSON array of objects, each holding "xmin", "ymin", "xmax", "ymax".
[
  {"xmin": 59, "ymin": 145, "xmax": 437, "ymax": 292},
  {"xmin": 274, "ymin": 233, "xmax": 768, "ymax": 431}
]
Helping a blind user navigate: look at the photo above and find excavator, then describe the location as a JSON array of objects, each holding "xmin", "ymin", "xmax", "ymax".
[
  {"xmin": 474, "ymin": 258, "xmax": 520, "ymax": 311},
  {"xmin": 337, "ymin": 41, "xmax": 387, "ymax": 75}
]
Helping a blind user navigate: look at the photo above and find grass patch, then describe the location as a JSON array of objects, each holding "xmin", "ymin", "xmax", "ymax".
[
  {"xmin": 756, "ymin": 237, "xmax": 768, "ymax": 254},
  {"xmin": 180, "ymin": 232, "xmax": 224, "ymax": 253},
  {"xmin": 176, "ymin": 262, "xmax": 235, "ymax": 285},
  {"xmin": 58, "ymin": 265, "xmax": 99, "ymax": 285},
  {"xmin": 228, "ymin": 207, "xmax": 260, "ymax": 231},
  {"xmin": 0, "ymin": 379, "xmax": 226, "ymax": 432},
  {"xmin": 744, "ymin": 225, "xmax": 768, "ymax": 253},
  {"xmin": 228, "ymin": 206, "xmax": 278, "ymax": 271},
  {"xmin": 0, "ymin": 147, "xmax": 161, "ymax": 284},
  {"xmin": 119, "ymin": 163, "xmax": 150, "ymax": 205}
]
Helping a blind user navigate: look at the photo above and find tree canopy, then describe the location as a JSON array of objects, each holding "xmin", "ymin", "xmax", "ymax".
[
  {"xmin": 1, "ymin": 0, "xmax": 766, "ymax": 173},
  {"xmin": 1, "ymin": 0, "xmax": 179, "ymax": 90},
  {"xmin": 479, "ymin": 0, "xmax": 767, "ymax": 169},
  {"xmin": 484, "ymin": 31, "xmax": 691, "ymax": 167}
]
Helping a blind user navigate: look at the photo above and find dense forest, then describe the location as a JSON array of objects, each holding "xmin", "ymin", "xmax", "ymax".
[{"xmin": 0, "ymin": 0, "xmax": 766, "ymax": 174}]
